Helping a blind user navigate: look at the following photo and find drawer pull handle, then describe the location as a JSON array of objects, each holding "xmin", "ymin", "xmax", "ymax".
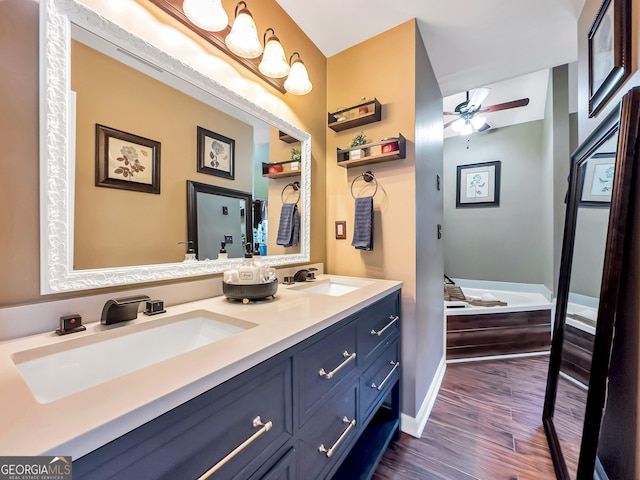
[
  {"xmin": 318, "ymin": 416, "xmax": 357, "ymax": 458},
  {"xmin": 370, "ymin": 315, "xmax": 399, "ymax": 336},
  {"xmin": 198, "ymin": 416, "xmax": 273, "ymax": 479},
  {"xmin": 319, "ymin": 351, "xmax": 356, "ymax": 379},
  {"xmin": 371, "ymin": 361, "xmax": 400, "ymax": 391}
]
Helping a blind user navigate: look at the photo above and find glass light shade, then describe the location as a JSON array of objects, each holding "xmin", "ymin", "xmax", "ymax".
[
  {"xmin": 225, "ymin": 7, "xmax": 263, "ymax": 58},
  {"xmin": 460, "ymin": 122, "xmax": 474, "ymax": 136},
  {"xmin": 183, "ymin": 0, "xmax": 228, "ymax": 32},
  {"xmin": 284, "ymin": 58, "xmax": 312, "ymax": 95},
  {"xmin": 259, "ymin": 35, "xmax": 290, "ymax": 78},
  {"xmin": 451, "ymin": 118, "xmax": 465, "ymax": 133},
  {"xmin": 471, "ymin": 115, "xmax": 486, "ymax": 129}
]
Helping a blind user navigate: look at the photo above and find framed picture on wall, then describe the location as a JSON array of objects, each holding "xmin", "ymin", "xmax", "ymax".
[
  {"xmin": 579, "ymin": 152, "xmax": 615, "ymax": 206},
  {"xmin": 588, "ymin": 0, "xmax": 631, "ymax": 117},
  {"xmin": 456, "ymin": 161, "xmax": 501, "ymax": 208},
  {"xmin": 95, "ymin": 124, "xmax": 161, "ymax": 194},
  {"xmin": 197, "ymin": 126, "xmax": 235, "ymax": 180}
]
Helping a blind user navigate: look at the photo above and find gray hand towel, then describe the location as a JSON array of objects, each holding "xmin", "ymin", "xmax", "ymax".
[
  {"xmin": 277, "ymin": 203, "xmax": 300, "ymax": 247},
  {"xmin": 351, "ymin": 196, "xmax": 373, "ymax": 250}
]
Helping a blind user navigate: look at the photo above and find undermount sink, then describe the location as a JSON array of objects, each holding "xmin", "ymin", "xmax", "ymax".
[
  {"xmin": 290, "ymin": 278, "xmax": 372, "ymax": 296},
  {"xmin": 12, "ymin": 311, "xmax": 256, "ymax": 404}
]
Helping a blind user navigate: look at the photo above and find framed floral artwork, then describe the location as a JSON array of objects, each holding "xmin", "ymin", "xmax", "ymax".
[
  {"xmin": 197, "ymin": 126, "xmax": 235, "ymax": 180},
  {"xmin": 456, "ymin": 161, "xmax": 501, "ymax": 208},
  {"xmin": 579, "ymin": 152, "xmax": 615, "ymax": 206},
  {"xmin": 95, "ymin": 124, "xmax": 161, "ymax": 194}
]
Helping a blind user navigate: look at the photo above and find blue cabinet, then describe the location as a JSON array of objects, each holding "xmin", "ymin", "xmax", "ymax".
[{"xmin": 73, "ymin": 290, "xmax": 401, "ymax": 480}]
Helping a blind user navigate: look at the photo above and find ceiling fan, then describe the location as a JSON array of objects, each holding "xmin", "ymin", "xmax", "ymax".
[{"xmin": 444, "ymin": 88, "xmax": 530, "ymax": 135}]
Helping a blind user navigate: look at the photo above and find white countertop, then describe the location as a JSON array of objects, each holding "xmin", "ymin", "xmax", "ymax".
[{"xmin": 0, "ymin": 275, "xmax": 401, "ymax": 459}]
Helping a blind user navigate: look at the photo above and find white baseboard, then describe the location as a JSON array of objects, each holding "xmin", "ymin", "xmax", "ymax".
[
  {"xmin": 400, "ymin": 357, "xmax": 446, "ymax": 438},
  {"xmin": 446, "ymin": 351, "xmax": 549, "ymax": 364}
]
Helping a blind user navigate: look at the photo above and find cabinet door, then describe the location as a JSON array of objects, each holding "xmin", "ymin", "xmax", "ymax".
[
  {"xmin": 252, "ymin": 448, "xmax": 297, "ymax": 480},
  {"xmin": 296, "ymin": 322, "xmax": 358, "ymax": 425},
  {"xmin": 356, "ymin": 293, "xmax": 400, "ymax": 367},
  {"xmin": 296, "ymin": 384, "xmax": 358, "ymax": 480},
  {"xmin": 73, "ymin": 357, "xmax": 292, "ymax": 480}
]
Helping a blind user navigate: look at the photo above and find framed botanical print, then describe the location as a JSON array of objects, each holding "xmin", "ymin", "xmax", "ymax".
[
  {"xmin": 197, "ymin": 126, "xmax": 235, "ymax": 180},
  {"xmin": 456, "ymin": 161, "xmax": 501, "ymax": 208},
  {"xmin": 95, "ymin": 124, "xmax": 161, "ymax": 194},
  {"xmin": 579, "ymin": 152, "xmax": 615, "ymax": 206}
]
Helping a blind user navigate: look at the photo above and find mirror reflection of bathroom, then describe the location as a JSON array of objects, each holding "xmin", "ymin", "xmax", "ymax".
[
  {"xmin": 553, "ymin": 129, "xmax": 617, "ymax": 479},
  {"xmin": 70, "ymin": 26, "xmax": 297, "ymax": 268}
]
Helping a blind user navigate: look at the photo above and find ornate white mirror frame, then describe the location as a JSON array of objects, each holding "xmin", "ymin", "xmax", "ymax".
[{"xmin": 39, "ymin": 0, "xmax": 311, "ymax": 294}]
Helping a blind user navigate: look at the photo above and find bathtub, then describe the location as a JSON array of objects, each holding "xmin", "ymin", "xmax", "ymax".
[{"xmin": 445, "ymin": 283, "xmax": 554, "ymax": 361}]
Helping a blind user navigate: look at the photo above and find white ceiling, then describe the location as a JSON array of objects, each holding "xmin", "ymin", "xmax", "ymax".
[{"xmin": 275, "ymin": 0, "xmax": 584, "ymax": 135}]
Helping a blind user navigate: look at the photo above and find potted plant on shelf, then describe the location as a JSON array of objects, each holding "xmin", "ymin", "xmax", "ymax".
[
  {"xmin": 349, "ymin": 132, "xmax": 369, "ymax": 160},
  {"xmin": 290, "ymin": 148, "xmax": 301, "ymax": 171}
]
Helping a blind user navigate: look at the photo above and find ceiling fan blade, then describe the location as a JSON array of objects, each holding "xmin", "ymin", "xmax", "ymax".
[
  {"xmin": 444, "ymin": 119, "xmax": 457, "ymax": 129},
  {"xmin": 477, "ymin": 122, "xmax": 491, "ymax": 132},
  {"xmin": 443, "ymin": 111, "xmax": 458, "ymax": 116},
  {"xmin": 477, "ymin": 98, "xmax": 530, "ymax": 113},
  {"xmin": 468, "ymin": 87, "xmax": 491, "ymax": 111}
]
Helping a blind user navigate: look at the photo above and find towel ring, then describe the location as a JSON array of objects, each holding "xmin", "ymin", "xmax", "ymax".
[
  {"xmin": 350, "ymin": 171, "xmax": 378, "ymax": 199},
  {"xmin": 281, "ymin": 181, "xmax": 301, "ymax": 204}
]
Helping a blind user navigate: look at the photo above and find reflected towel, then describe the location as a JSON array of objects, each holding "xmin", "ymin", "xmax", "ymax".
[
  {"xmin": 351, "ymin": 196, "xmax": 373, "ymax": 250},
  {"xmin": 276, "ymin": 203, "xmax": 300, "ymax": 247}
]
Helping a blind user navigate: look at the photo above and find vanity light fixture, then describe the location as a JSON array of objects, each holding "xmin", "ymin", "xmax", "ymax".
[
  {"xmin": 258, "ymin": 28, "xmax": 290, "ymax": 78},
  {"xmin": 284, "ymin": 52, "xmax": 313, "ymax": 95},
  {"xmin": 225, "ymin": 1, "xmax": 263, "ymax": 59},
  {"xmin": 182, "ymin": 0, "xmax": 228, "ymax": 32}
]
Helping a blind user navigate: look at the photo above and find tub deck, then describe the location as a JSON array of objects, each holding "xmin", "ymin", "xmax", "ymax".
[{"xmin": 445, "ymin": 287, "xmax": 553, "ymax": 361}]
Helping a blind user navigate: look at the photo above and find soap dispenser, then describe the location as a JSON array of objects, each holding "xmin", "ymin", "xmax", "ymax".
[
  {"xmin": 218, "ymin": 242, "xmax": 228, "ymax": 260},
  {"xmin": 178, "ymin": 241, "xmax": 196, "ymax": 262},
  {"xmin": 237, "ymin": 243, "xmax": 257, "ymax": 284}
]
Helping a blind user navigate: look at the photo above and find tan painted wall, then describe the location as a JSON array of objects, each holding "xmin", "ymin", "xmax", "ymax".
[
  {"xmin": 326, "ymin": 20, "xmax": 416, "ymax": 287},
  {"xmin": 72, "ymin": 41, "xmax": 254, "ymax": 269},
  {"xmin": 0, "ymin": 0, "xmax": 325, "ymax": 306}
]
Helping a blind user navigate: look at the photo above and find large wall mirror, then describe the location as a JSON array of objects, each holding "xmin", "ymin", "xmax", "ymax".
[
  {"xmin": 543, "ymin": 88, "xmax": 640, "ymax": 479},
  {"xmin": 39, "ymin": 0, "xmax": 311, "ymax": 293}
]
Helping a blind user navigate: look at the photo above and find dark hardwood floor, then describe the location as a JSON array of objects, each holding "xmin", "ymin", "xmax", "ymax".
[{"xmin": 373, "ymin": 356, "xmax": 583, "ymax": 480}]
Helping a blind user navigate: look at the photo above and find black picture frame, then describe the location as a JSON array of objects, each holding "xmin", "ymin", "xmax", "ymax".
[
  {"xmin": 543, "ymin": 89, "xmax": 640, "ymax": 479},
  {"xmin": 95, "ymin": 124, "xmax": 161, "ymax": 194},
  {"xmin": 455, "ymin": 161, "xmax": 501, "ymax": 208},
  {"xmin": 578, "ymin": 152, "xmax": 616, "ymax": 206},
  {"xmin": 196, "ymin": 126, "xmax": 235, "ymax": 180},
  {"xmin": 588, "ymin": 0, "xmax": 632, "ymax": 117}
]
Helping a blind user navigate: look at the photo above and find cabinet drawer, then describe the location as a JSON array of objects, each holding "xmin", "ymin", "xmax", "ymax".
[
  {"xmin": 296, "ymin": 322, "xmax": 357, "ymax": 425},
  {"xmin": 360, "ymin": 340, "xmax": 400, "ymax": 421},
  {"xmin": 73, "ymin": 358, "xmax": 292, "ymax": 480},
  {"xmin": 297, "ymin": 384, "xmax": 358, "ymax": 480},
  {"xmin": 251, "ymin": 448, "xmax": 297, "ymax": 480},
  {"xmin": 356, "ymin": 294, "xmax": 400, "ymax": 366}
]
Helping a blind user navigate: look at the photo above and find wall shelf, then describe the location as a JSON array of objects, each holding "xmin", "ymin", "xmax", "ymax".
[
  {"xmin": 337, "ymin": 133, "xmax": 406, "ymax": 168},
  {"xmin": 328, "ymin": 98, "xmax": 382, "ymax": 132},
  {"xmin": 278, "ymin": 131, "xmax": 298, "ymax": 143},
  {"xmin": 262, "ymin": 159, "xmax": 301, "ymax": 178}
]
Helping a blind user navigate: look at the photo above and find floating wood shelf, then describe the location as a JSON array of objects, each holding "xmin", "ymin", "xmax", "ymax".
[
  {"xmin": 337, "ymin": 133, "xmax": 406, "ymax": 168},
  {"xmin": 278, "ymin": 131, "xmax": 298, "ymax": 143},
  {"xmin": 262, "ymin": 159, "xmax": 301, "ymax": 178},
  {"xmin": 328, "ymin": 98, "xmax": 382, "ymax": 132}
]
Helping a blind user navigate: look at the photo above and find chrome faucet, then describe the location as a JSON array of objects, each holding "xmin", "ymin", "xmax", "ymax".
[
  {"xmin": 293, "ymin": 268, "xmax": 317, "ymax": 282},
  {"xmin": 101, "ymin": 295, "xmax": 150, "ymax": 325}
]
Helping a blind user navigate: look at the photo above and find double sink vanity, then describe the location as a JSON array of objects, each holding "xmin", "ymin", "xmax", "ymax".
[{"xmin": 2, "ymin": 275, "xmax": 402, "ymax": 479}]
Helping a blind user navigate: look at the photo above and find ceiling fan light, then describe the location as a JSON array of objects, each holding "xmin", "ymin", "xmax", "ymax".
[
  {"xmin": 183, "ymin": 0, "xmax": 228, "ymax": 32},
  {"xmin": 259, "ymin": 29, "xmax": 290, "ymax": 78},
  {"xmin": 460, "ymin": 122, "xmax": 474, "ymax": 136},
  {"xmin": 284, "ymin": 53, "xmax": 312, "ymax": 95},
  {"xmin": 451, "ymin": 118, "xmax": 465, "ymax": 133},
  {"xmin": 225, "ymin": 2, "xmax": 263, "ymax": 58},
  {"xmin": 471, "ymin": 116, "xmax": 486, "ymax": 129}
]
